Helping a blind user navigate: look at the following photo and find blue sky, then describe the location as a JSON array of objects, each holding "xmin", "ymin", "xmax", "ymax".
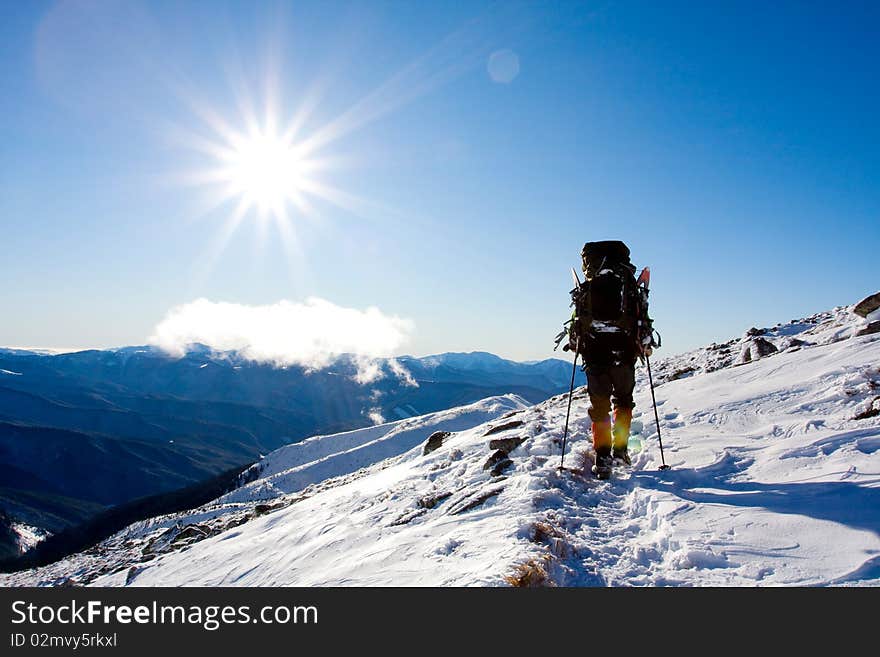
[{"xmin": 1, "ymin": 0, "xmax": 878, "ymax": 361}]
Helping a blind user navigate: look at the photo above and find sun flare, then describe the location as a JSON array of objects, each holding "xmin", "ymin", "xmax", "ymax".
[
  {"xmin": 222, "ymin": 130, "xmax": 307, "ymax": 214},
  {"xmin": 173, "ymin": 47, "xmax": 430, "ymax": 276}
]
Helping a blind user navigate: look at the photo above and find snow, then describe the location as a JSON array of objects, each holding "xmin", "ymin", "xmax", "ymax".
[
  {"xmin": 2, "ymin": 304, "xmax": 879, "ymax": 587},
  {"xmin": 222, "ymin": 395, "xmax": 530, "ymax": 504},
  {"xmin": 12, "ymin": 524, "xmax": 49, "ymax": 553}
]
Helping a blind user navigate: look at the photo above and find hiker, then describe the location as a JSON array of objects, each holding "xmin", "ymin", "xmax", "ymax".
[{"xmin": 559, "ymin": 240, "xmax": 655, "ymax": 479}]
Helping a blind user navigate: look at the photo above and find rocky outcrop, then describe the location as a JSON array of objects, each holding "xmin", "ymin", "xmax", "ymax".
[
  {"xmin": 447, "ymin": 485, "xmax": 504, "ymax": 515},
  {"xmin": 856, "ymin": 321, "xmax": 880, "ymax": 337},
  {"xmin": 483, "ymin": 449, "xmax": 510, "ymax": 471},
  {"xmin": 484, "ymin": 420, "xmax": 524, "ymax": 436},
  {"xmin": 418, "ymin": 491, "xmax": 453, "ymax": 509},
  {"xmin": 853, "ymin": 397, "xmax": 880, "ymax": 420},
  {"xmin": 423, "ymin": 431, "xmax": 453, "ymax": 455},
  {"xmin": 853, "ymin": 292, "xmax": 880, "ymax": 318},
  {"xmin": 489, "ymin": 436, "xmax": 525, "ymax": 452},
  {"xmin": 753, "ymin": 337, "xmax": 778, "ymax": 357},
  {"xmin": 740, "ymin": 337, "xmax": 778, "ymax": 363},
  {"xmin": 670, "ymin": 366, "xmax": 697, "ymax": 381},
  {"xmin": 785, "ymin": 338, "xmax": 811, "ymax": 350},
  {"xmin": 171, "ymin": 524, "xmax": 210, "ymax": 544}
]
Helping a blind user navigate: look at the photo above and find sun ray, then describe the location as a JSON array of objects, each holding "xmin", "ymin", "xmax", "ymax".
[
  {"xmin": 296, "ymin": 17, "xmax": 493, "ymax": 160},
  {"xmin": 187, "ymin": 195, "xmax": 252, "ymax": 293},
  {"xmin": 294, "ymin": 178, "xmax": 380, "ymax": 218},
  {"xmin": 170, "ymin": 12, "xmax": 502, "ymax": 281}
]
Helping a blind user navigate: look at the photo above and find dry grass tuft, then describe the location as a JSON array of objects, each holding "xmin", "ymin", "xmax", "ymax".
[
  {"xmin": 504, "ymin": 556, "xmax": 554, "ymax": 587},
  {"xmin": 529, "ymin": 521, "xmax": 562, "ymax": 544}
]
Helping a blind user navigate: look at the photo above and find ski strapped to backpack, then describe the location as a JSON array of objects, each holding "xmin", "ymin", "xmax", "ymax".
[{"xmin": 634, "ymin": 267, "xmax": 661, "ymax": 362}]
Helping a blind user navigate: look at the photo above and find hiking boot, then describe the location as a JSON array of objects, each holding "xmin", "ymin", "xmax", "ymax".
[
  {"xmin": 591, "ymin": 451, "xmax": 613, "ymax": 480},
  {"xmin": 612, "ymin": 447, "xmax": 631, "ymax": 466}
]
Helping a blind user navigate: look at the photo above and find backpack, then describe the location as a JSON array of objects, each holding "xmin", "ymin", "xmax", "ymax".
[{"xmin": 573, "ymin": 241, "xmax": 640, "ymax": 341}]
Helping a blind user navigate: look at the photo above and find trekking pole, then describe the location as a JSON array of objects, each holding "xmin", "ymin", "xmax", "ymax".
[
  {"xmin": 644, "ymin": 354, "xmax": 671, "ymax": 470},
  {"xmin": 558, "ymin": 338, "xmax": 579, "ymax": 471}
]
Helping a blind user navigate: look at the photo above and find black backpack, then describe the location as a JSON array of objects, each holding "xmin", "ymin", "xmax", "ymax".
[{"xmin": 574, "ymin": 241, "xmax": 639, "ymax": 338}]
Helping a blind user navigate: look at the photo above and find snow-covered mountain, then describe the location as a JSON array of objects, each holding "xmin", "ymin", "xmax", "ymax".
[
  {"xmin": 3, "ymin": 296, "xmax": 879, "ymax": 586},
  {"xmin": 0, "ymin": 347, "xmax": 581, "ymax": 543}
]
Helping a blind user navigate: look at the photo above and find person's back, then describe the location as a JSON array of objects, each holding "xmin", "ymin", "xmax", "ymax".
[
  {"xmin": 575, "ymin": 240, "xmax": 640, "ymax": 367},
  {"xmin": 562, "ymin": 240, "xmax": 654, "ymax": 478}
]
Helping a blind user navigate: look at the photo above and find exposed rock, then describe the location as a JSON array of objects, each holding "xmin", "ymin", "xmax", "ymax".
[
  {"xmin": 447, "ymin": 486, "xmax": 504, "ymax": 515},
  {"xmin": 390, "ymin": 508, "xmax": 427, "ymax": 527},
  {"xmin": 171, "ymin": 524, "xmax": 210, "ymax": 544},
  {"xmin": 483, "ymin": 420, "xmax": 524, "ymax": 436},
  {"xmin": 489, "ymin": 436, "xmax": 525, "ymax": 453},
  {"xmin": 253, "ymin": 503, "xmax": 282, "ymax": 516},
  {"xmin": 490, "ymin": 458, "xmax": 513, "ymax": 477},
  {"xmin": 741, "ymin": 337, "xmax": 778, "ymax": 363},
  {"xmin": 670, "ymin": 367, "xmax": 696, "ymax": 381},
  {"xmin": 853, "ymin": 292, "xmax": 880, "ymax": 318},
  {"xmin": 423, "ymin": 431, "xmax": 453, "ymax": 455},
  {"xmin": 853, "ymin": 397, "xmax": 880, "ymax": 421},
  {"xmin": 856, "ymin": 321, "xmax": 880, "ymax": 337},
  {"xmin": 483, "ymin": 449, "xmax": 509, "ymax": 471},
  {"xmin": 418, "ymin": 491, "xmax": 453, "ymax": 509},
  {"xmin": 753, "ymin": 337, "xmax": 778, "ymax": 357},
  {"xmin": 125, "ymin": 566, "xmax": 143, "ymax": 585},
  {"xmin": 746, "ymin": 327, "xmax": 766, "ymax": 337}
]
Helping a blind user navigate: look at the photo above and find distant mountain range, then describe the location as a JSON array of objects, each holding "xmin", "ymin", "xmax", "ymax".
[{"xmin": 0, "ymin": 345, "xmax": 583, "ymax": 552}]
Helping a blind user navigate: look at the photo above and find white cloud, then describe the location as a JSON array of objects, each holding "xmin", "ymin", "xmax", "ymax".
[
  {"xmin": 366, "ymin": 409, "xmax": 385, "ymax": 425},
  {"xmin": 352, "ymin": 357, "xmax": 384, "ymax": 385},
  {"xmin": 388, "ymin": 358, "xmax": 418, "ymax": 387},
  {"xmin": 149, "ymin": 298, "xmax": 415, "ymax": 382}
]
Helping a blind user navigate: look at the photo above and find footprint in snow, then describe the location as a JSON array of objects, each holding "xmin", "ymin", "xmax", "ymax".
[
  {"xmin": 671, "ymin": 548, "xmax": 737, "ymax": 570},
  {"xmin": 430, "ymin": 538, "xmax": 463, "ymax": 557}
]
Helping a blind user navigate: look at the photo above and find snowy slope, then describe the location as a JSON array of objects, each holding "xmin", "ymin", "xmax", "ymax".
[
  {"xmin": 12, "ymin": 524, "xmax": 49, "ymax": 553},
  {"xmin": 222, "ymin": 395, "xmax": 531, "ymax": 504},
  {"xmin": 2, "ymin": 302, "xmax": 879, "ymax": 587}
]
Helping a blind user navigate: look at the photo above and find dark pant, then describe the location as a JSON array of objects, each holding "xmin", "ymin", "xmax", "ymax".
[{"xmin": 586, "ymin": 362, "xmax": 636, "ymax": 422}]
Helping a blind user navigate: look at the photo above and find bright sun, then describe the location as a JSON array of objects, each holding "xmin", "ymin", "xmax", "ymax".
[
  {"xmin": 222, "ymin": 131, "xmax": 306, "ymax": 214},
  {"xmin": 175, "ymin": 70, "xmax": 375, "ymax": 272}
]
